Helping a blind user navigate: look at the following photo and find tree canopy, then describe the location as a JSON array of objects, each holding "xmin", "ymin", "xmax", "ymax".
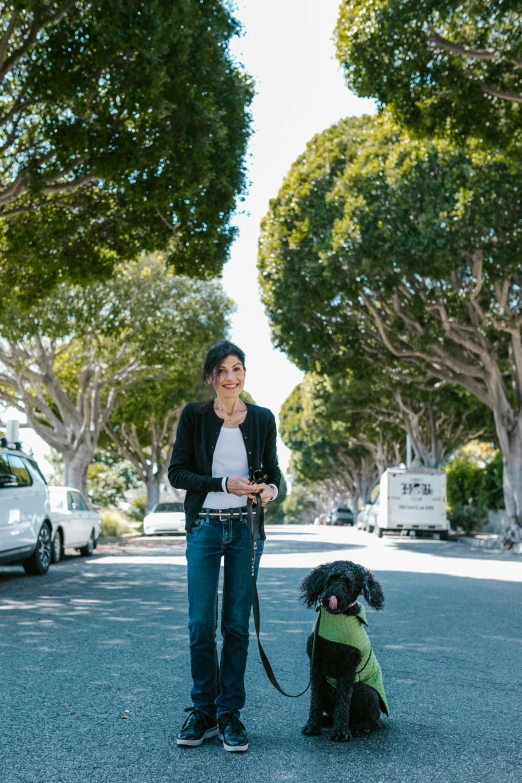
[
  {"xmin": 0, "ymin": 1, "xmax": 253, "ymax": 303},
  {"xmin": 0, "ymin": 253, "xmax": 233, "ymax": 495},
  {"xmin": 335, "ymin": 1, "xmax": 522, "ymax": 148},
  {"xmin": 280, "ymin": 374, "xmax": 403, "ymax": 508},
  {"xmin": 258, "ymin": 113, "xmax": 522, "ymax": 529}
]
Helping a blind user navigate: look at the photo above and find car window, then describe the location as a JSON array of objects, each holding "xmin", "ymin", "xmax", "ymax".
[
  {"xmin": 49, "ymin": 490, "xmax": 66, "ymax": 511},
  {"xmin": 0, "ymin": 454, "xmax": 17, "ymax": 487},
  {"xmin": 154, "ymin": 503, "xmax": 184, "ymax": 513},
  {"xmin": 7, "ymin": 455, "xmax": 32, "ymax": 487},
  {"xmin": 74, "ymin": 492, "xmax": 89, "ymax": 511},
  {"xmin": 0, "ymin": 454, "xmax": 11, "ymax": 476},
  {"xmin": 27, "ymin": 458, "xmax": 47, "ymax": 484}
]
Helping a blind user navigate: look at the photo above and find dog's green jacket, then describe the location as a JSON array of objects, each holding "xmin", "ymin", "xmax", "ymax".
[{"xmin": 314, "ymin": 604, "xmax": 389, "ymax": 715}]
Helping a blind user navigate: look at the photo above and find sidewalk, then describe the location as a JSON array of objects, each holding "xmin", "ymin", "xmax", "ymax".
[{"xmin": 455, "ymin": 532, "xmax": 522, "ymax": 554}]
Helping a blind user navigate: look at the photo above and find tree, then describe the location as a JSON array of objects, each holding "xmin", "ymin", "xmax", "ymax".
[
  {"xmin": 87, "ymin": 452, "xmax": 141, "ymax": 509},
  {"xmin": 335, "ymin": 0, "xmax": 522, "ymax": 148},
  {"xmin": 445, "ymin": 441, "xmax": 504, "ymax": 510},
  {"xmin": 263, "ymin": 473, "xmax": 287, "ymax": 524},
  {"xmin": 0, "ymin": 254, "xmax": 233, "ymax": 496},
  {"xmin": 0, "ymin": 1, "xmax": 253, "ymax": 304},
  {"xmin": 280, "ymin": 374, "xmax": 403, "ymax": 511},
  {"xmin": 258, "ymin": 114, "xmax": 522, "ymax": 537},
  {"xmin": 321, "ymin": 368, "xmax": 492, "ymax": 469}
]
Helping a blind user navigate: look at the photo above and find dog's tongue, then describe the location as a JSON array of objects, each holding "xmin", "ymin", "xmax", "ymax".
[{"xmin": 329, "ymin": 595, "xmax": 338, "ymax": 610}]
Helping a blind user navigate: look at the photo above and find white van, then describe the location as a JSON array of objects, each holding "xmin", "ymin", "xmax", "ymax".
[
  {"xmin": 0, "ymin": 443, "xmax": 53, "ymax": 575},
  {"xmin": 374, "ymin": 467, "xmax": 448, "ymax": 539}
]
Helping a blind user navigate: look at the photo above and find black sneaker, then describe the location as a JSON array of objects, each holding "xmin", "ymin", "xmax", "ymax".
[
  {"xmin": 217, "ymin": 712, "xmax": 249, "ymax": 752},
  {"xmin": 176, "ymin": 708, "xmax": 218, "ymax": 747}
]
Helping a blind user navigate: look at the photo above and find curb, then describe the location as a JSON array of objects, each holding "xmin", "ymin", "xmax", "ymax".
[{"xmin": 455, "ymin": 534, "xmax": 522, "ymax": 554}]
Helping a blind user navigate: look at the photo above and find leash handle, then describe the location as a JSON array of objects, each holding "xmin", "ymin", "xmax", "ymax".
[{"xmin": 247, "ymin": 497, "xmax": 317, "ymax": 698}]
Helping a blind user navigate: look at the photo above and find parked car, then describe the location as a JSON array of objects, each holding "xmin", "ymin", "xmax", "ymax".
[
  {"xmin": 356, "ymin": 504, "xmax": 371, "ymax": 530},
  {"xmin": 48, "ymin": 486, "xmax": 101, "ymax": 561},
  {"xmin": 143, "ymin": 502, "xmax": 186, "ymax": 535},
  {"xmin": 366, "ymin": 497, "xmax": 380, "ymax": 533},
  {"xmin": 0, "ymin": 442, "xmax": 53, "ymax": 575},
  {"xmin": 327, "ymin": 507, "xmax": 355, "ymax": 526}
]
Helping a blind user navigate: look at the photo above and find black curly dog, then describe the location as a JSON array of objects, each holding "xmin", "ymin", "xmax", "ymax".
[{"xmin": 300, "ymin": 561, "xmax": 386, "ymax": 742}]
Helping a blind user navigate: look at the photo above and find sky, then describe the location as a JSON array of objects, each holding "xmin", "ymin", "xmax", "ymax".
[
  {"xmin": 224, "ymin": 0, "xmax": 374, "ymax": 471},
  {"xmin": 5, "ymin": 0, "xmax": 374, "ymax": 477}
]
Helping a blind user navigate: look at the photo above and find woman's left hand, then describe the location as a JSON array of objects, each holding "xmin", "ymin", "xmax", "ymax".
[{"xmin": 249, "ymin": 483, "xmax": 274, "ymax": 507}]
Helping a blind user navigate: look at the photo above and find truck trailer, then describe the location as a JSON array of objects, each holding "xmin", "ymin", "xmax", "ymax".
[{"xmin": 374, "ymin": 467, "xmax": 448, "ymax": 539}]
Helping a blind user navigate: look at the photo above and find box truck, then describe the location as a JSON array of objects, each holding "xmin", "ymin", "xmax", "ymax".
[{"xmin": 374, "ymin": 467, "xmax": 448, "ymax": 539}]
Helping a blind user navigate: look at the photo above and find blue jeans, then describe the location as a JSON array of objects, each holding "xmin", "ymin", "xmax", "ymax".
[{"xmin": 185, "ymin": 511, "xmax": 263, "ymax": 718}]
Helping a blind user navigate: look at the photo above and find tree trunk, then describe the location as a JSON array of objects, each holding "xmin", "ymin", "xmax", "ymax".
[
  {"xmin": 63, "ymin": 447, "xmax": 92, "ymax": 498},
  {"xmin": 146, "ymin": 473, "xmax": 162, "ymax": 512},
  {"xmin": 492, "ymin": 408, "xmax": 522, "ymax": 544}
]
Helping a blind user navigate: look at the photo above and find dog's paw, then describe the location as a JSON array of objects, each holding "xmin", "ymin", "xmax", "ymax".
[
  {"xmin": 302, "ymin": 722, "xmax": 321, "ymax": 736},
  {"xmin": 331, "ymin": 728, "xmax": 353, "ymax": 742},
  {"xmin": 351, "ymin": 722, "xmax": 372, "ymax": 737}
]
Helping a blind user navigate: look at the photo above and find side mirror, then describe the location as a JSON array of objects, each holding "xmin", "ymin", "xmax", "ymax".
[
  {"xmin": 0, "ymin": 473, "xmax": 18, "ymax": 488},
  {"xmin": 71, "ymin": 502, "xmax": 78, "ymax": 511}
]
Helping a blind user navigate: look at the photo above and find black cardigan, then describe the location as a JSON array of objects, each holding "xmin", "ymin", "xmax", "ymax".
[{"xmin": 168, "ymin": 401, "xmax": 281, "ymax": 536}]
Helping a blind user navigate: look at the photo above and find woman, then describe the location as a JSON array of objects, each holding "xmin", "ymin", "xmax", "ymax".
[{"xmin": 168, "ymin": 340, "xmax": 281, "ymax": 753}]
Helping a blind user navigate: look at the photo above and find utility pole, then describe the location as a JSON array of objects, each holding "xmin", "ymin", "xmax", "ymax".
[{"xmin": 406, "ymin": 434, "xmax": 412, "ymax": 469}]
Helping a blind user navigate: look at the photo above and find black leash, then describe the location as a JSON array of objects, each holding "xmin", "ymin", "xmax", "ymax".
[{"xmin": 247, "ymin": 496, "xmax": 318, "ymax": 697}]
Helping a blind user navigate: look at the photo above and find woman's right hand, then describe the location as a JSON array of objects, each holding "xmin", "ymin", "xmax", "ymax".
[{"xmin": 227, "ymin": 476, "xmax": 258, "ymax": 497}]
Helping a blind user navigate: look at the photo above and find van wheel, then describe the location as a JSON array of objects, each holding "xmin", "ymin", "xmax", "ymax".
[
  {"xmin": 51, "ymin": 529, "xmax": 63, "ymax": 563},
  {"xmin": 374, "ymin": 524, "xmax": 383, "ymax": 538},
  {"xmin": 23, "ymin": 523, "xmax": 52, "ymax": 575},
  {"xmin": 80, "ymin": 531, "xmax": 95, "ymax": 557},
  {"xmin": 439, "ymin": 531, "xmax": 449, "ymax": 541}
]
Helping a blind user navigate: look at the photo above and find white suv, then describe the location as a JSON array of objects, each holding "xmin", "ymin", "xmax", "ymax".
[{"xmin": 0, "ymin": 443, "xmax": 53, "ymax": 575}]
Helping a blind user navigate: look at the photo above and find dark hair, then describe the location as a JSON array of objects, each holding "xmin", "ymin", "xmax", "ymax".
[{"xmin": 197, "ymin": 340, "xmax": 246, "ymax": 411}]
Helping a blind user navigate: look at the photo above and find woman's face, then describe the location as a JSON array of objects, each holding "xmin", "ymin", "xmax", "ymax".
[{"xmin": 209, "ymin": 354, "xmax": 246, "ymax": 399}]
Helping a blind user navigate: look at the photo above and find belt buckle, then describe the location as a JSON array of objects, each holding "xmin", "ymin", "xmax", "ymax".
[{"xmin": 219, "ymin": 509, "xmax": 229, "ymax": 522}]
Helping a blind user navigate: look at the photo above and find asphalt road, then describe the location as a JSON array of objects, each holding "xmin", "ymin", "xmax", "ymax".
[{"xmin": 1, "ymin": 526, "xmax": 521, "ymax": 783}]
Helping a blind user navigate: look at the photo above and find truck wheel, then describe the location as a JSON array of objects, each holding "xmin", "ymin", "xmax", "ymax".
[
  {"xmin": 374, "ymin": 524, "xmax": 383, "ymax": 538},
  {"xmin": 23, "ymin": 523, "xmax": 52, "ymax": 575},
  {"xmin": 439, "ymin": 531, "xmax": 449, "ymax": 541}
]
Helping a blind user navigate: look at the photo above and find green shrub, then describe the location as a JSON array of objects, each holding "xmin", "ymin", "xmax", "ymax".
[
  {"xmin": 100, "ymin": 509, "xmax": 136, "ymax": 537},
  {"xmin": 476, "ymin": 452, "xmax": 504, "ymax": 510},
  {"xmin": 445, "ymin": 449, "xmax": 504, "ymax": 512},
  {"xmin": 127, "ymin": 495, "xmax": 148, "ymax": 522},
  {"xmin": 448, "ymin": 504, "xmax": 488, "ymax": 535}
]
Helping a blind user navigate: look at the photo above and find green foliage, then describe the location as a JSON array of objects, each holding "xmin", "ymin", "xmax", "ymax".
[
  {"xmin": 335, "ymin": 1, "xmax": 522, "ymax": 149},
  {"xmin": 445, "ymin": 457, "xmax": 483, "ymax": 509},
  {"xmin": 0, "ymin": 1, "xmax": 253, "ymax": 305},
  {"xmin": 87, "ymin": 452, "xmax": 140, "ymax": 509},
  {"xmin": 282, "ymin": 482, "xmax": 317, "ymax": 524},
  {"xmin": 478, "ymin": 452, "xmax": 505, "ymax": 510},
  {"xmin": 127, "ymin": 495, "xmax": 148, "ymax": 523},
  {"xmin": 259, "ymin": 114, "xmax": 522, "ymax": 380},
  {"xmin": 99, "ymin": 508, "xmax": 136, "ymax": 538},
  {"xmin": 445, "ymin": 450, "xmax": 504, "ymax": 511},
  {"xmin": 263, "ymin": 473, "xmax": 288, "ymax": 524},
  {"xmin": 448, "ymin": 504, "xmax": 488, "ymax": 535}
]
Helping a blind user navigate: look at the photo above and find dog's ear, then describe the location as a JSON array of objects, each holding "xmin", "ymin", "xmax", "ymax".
[
  {"xmin": 300, "ymin": 564, "xmax": 331, "ymax": 608},
  {"xmin": 362, "ymin": 570, "xmax": 385, "ymax": 611}
]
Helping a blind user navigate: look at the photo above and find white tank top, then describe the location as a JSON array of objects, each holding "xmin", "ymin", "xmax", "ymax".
[{"xmin": 203, "ymin": 427, "xmax": 249, "ymax": 509}]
